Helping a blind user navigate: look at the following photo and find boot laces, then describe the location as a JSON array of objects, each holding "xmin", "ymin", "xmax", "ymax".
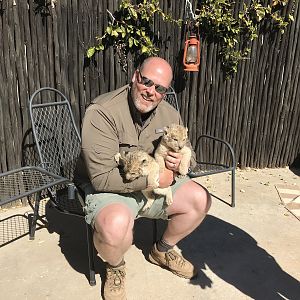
[
  {"xmin": 107, "ymin": 268, "xmax": 126, "ymax": 291},
  {"xmin": 166, "ymin": 250, "xmax": 186, "ymax": 267}
]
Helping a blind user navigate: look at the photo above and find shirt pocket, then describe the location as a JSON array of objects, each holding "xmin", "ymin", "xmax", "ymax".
[{"xmin": 118, "ymin": 131, "xmax": 138, "ymax": 153}]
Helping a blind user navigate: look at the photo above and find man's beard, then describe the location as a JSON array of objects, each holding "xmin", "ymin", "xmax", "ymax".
[{"xmin": 133, "ymin": 97, "xmax": 158, "ymax": 113}]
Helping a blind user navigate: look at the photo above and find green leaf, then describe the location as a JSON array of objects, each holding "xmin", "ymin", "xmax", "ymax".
[
  {"xmin": 128, "ymin": 37, "xmax": 133, "ymax": 48},
  {"xmin": 289, "ymin": 14, "xmax": 294, "ymax": 22},
  {"xmin": 112, "ymin": 30, "xmax": 119, "ymax": 37},
  {"xmin": 95, "ymin": 45, "xmax": 104, "ymax": 51},
  {"xmin": 106, "ymin": 26, "xmax": 112, "ymax": 35},
  {"xmin": 129, "ymin": 7, "xmax": 138, "ymax": 19},
  {"xmin": 87, "ymin": 47, "xmax": 95, "ymax": 58},
  {"xmin": 133, "ymin": 39, "xmax": 139, "ymax": 46},
  {"xmin": 141, "ymin": 45, "xmax": 149, "ymax": 53}
]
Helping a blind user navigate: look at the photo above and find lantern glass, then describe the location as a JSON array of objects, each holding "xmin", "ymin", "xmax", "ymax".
[{"xmin": 186, "ymin": 44, "xmax": 198, "ymax": 63}]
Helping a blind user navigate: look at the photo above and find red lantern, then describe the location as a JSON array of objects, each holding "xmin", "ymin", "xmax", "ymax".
[{"xmin": 183, "ymin": 35, "xmax": 200, "ymax": 72}]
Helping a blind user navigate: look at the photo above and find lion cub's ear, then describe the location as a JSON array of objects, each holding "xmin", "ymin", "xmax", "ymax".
[
  {"xmin": 163, "ymin": 126, "xmax": 170, "ymax": 134},
  {"xmin": 114, "ymin": 153, "xmax": 122, "ymax": 164},
  {"xmin": 141, "ymin": 158, "xmax": 149, "ymax": 167},
  {"xmin": 115, "ymin": 151, "xmax": 129, "ymax": 166}
]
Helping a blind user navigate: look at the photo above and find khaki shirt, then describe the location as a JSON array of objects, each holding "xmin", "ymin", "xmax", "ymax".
[{"xmin": 74, "ymin": 85, "xmax": 196, "ymax": 193}]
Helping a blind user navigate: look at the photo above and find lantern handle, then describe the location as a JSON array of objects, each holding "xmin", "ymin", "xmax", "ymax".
[
  {"xmin": 186, "ymin": 21, "xmax": 200, "ymax": 39},
  {"xmin": 184, "ymin": 0, "xmax": 196, "ymax": 21},
  {"xmin": 184, "ymin": 0, "xmax": 199, "ymax": 38}
]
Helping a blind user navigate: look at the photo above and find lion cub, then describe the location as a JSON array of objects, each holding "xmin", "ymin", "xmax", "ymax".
[
  {"xmin": 115, "ymin": 150, "xmax": 173, "ymax": 211},
  {"xmin": 155, "ymin": 124, "xmax": 192, "ymax": 176}
]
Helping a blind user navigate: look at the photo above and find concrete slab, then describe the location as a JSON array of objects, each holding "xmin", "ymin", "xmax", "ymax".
[{"xmin": 1, "ymin": 167, "xmax": 300, "ymax": 299}]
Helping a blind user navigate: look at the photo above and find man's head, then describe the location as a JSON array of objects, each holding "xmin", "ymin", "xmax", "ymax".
[{"xmin": 131, "ymin": 57, "xmax": 173, "ymax": 113}]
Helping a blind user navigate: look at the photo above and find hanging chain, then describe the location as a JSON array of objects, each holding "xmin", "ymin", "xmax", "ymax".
[{"xmin": 184, "ymin": 0, "xmax": 195, "ymax": 21}]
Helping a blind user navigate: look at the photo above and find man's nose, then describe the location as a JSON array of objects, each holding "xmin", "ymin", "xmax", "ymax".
[{"xmin": 145, "ymin": 84, "xmax": 156, "ymax": 94}]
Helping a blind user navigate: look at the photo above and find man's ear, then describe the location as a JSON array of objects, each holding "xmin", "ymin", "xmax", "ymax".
[{"xmin": 131, "ymin": 70, "xmax": 138, "ymax": 83}]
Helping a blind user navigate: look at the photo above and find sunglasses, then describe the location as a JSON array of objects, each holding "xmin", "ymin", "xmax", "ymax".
[{"xmin": 137, "ymin": 70, "xmax": 168, "ymax": 94}]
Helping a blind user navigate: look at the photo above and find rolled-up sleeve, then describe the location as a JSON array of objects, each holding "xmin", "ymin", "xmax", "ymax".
[{"xmin": 81, "ymin": 107, "xmax": 147, "ymax": 193}]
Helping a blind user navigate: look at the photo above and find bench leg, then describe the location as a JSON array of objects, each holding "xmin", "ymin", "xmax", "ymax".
[
  {"xmin": 231, "ymin": 169, "xmax": 236, "ymax": 207},
  {"xmin": 152, "ymin": 219, "xmax": 158, "ymax": 244},
  {"xmin": 86, "ymin": 223, "xmax": 96, "ymax": 286},
  {"xmin": 29, "ymin": 193, "xmax": 41, "ymax": 240}
]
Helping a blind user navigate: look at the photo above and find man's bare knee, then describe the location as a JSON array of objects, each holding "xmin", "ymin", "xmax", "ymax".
[
  {"xmin": 187, "ymin": 182, "xmax": 211, "ymax": 215},
  {"xmin": 94, "ymin": 204, "xmax": 134, "ymax": 246}
]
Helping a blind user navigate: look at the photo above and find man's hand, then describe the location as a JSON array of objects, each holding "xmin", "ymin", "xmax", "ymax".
[
  {"xmin": 158, "ymin": 151, "xmax": 183, "ymax": 188},
  {"xmin": 158, "ymin": 168, "xmax": 174, "ymax": 188},
  {"xmin": 165, "ymin": 151, "xmax": 183, "ymax": 173}
]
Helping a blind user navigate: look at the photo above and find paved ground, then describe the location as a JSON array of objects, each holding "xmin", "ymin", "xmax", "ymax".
[{"xmin": 1, "ymin": 167, "xmax": 300, "ymax": 300}]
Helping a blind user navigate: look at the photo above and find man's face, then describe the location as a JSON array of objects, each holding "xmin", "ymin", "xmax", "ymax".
[{"xmin": 131, "ymin": 68, "xmax": 171, "ymax": 114}]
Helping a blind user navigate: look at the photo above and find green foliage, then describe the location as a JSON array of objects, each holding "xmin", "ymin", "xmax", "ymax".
[
  {"xmin": 87, "ymin": 0, "xmax": 181, "ymax": 71},
  {"xmin": 194, "ymin": 0, "xmax": 295, "ymax": 77},
  {"xmin": 87, "ymin": 0, "xmax": 294, "ymax": 77}
]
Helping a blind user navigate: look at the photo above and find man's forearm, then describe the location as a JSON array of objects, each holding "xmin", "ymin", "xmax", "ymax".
[{"xmin": 90, "ymin": 167, "xmax": 147, "ymax": 193}]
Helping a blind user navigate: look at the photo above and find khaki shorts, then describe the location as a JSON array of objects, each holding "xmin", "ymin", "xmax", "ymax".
[{"xmin": 82, "ymin": 176, "xmax": 190, "ymax": 227}]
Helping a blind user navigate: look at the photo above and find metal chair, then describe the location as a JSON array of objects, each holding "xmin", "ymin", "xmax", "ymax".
[
  {"xmin": 29, "ymin": 86, "xmax": 235, "ymax": 285},
  {"xmin": 164, "ymin": 87, "xmax": 236, "ymax": 207},
  {"xmin": 29, "ymin": 87, "xmax": 96, "ymax": 286}
]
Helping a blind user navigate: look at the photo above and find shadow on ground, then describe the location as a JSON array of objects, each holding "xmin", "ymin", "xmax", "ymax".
[
  {"xmin": 45, "ymin": 203, "xmax": 106, "ymax": 285},
  {"xmin": 44, "ymin": 205, "xmax": 300, "ymax": 299},
  {"xmin": 44, "ymin": 205, "xmax": 159, "ymax": 294},
  {"xmin": 290, "ymin": 154, "xmax": 300, "ymax": 176},
  {"xmin": 177, "ymin": 215, "xmax": 300, "ymax": 300},
  {"xmin": 289, "ymin": 165, "xmax": 300, "ymax": 177},
  {"xmin": 0, "ymin": 213, "xmax": 30, "ymax": 247}
]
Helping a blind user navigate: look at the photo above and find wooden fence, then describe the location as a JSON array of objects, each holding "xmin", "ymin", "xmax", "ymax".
[{"xmin": 0, "ymin": 0, "xmax": 299, "ymax": 173}]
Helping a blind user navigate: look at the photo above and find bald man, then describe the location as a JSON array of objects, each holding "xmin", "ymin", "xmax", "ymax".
[{"xmin": 75, "ymin": 57, "xmax": 211, "ymax": 300}]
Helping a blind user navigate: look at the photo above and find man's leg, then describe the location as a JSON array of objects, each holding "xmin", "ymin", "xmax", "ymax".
[
  {"xmin": 83, "ymin": 188, "xmax": 141, "ymax": 300},
  {"xmin": 92, "ymin": 203, "xmax": 135, "ymax": 300},
  {"xmin": 164, "ymin": 180, "xmax": 211, "ymax": 244},
  {"xmin": 93, "ymin": 203, "xmax": 135, "ymax": 266},
  {"xmin": 149, "ymin": 180, "xmax": 211, "ymax": 278}
]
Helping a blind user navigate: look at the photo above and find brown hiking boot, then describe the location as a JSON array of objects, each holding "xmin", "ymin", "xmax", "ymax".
[
  {"xmin": 149, "ymin": 243, "xmax": 197, "ymax": 279},
  {"xmin": 103, "ymin": 262, "xmax": 126, "ymax": 300}
]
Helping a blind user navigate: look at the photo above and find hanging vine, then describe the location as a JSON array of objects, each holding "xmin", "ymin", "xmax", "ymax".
[
  {"xmin": 194, "ymin": 0, "xmax": 295, "ymax": 76},
  {"xmin": 87, "ymin": 0, "xmax": 181, "ymax": 72},
  {"xmin": 87, "ymin": 0, "xmax": 295, "ymax": 77}
]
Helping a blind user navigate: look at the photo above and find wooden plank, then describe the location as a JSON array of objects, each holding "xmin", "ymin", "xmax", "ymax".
[
  {"xmin": 52, "ymin": 0, "xmax": 62, "ymax": 91},
  {"xmin": 13, "ymin": 2, "xmax": 29, "ymax": 133},
  {"xmin": 59, "ymin": 0, "xmax": 68, "ymax": 95},
  {"xmin": 28, "ymin": 0, "xmax": 41, "ymax": 92},
  {"xmin": 47, "ymin": 3, "xmax": 55, "ymax": 89},
  {"xmin": 66, "ymin": 0, "xmax": 77, "ymax": 125},
  {"xmin": 76, "ymin": 0, "xmax": 86, "ymax": 120},
  {"xmin": 239, "ymin": 38, "xmax": 258, "ymax": 167},
  {"xmin": 82, "ymin": 0, "xmax": 92, "ymax": 102},
  {"xmin": 22, "ymin": 0, "xmax": 34, "ymax": 96},
  {"xmin": 0, "ymin": 14, "xmax": 7, "ymax": 171},
  {"xmin": 2, "ymin": 1, "xmax": 19, "ymax": 168}
]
